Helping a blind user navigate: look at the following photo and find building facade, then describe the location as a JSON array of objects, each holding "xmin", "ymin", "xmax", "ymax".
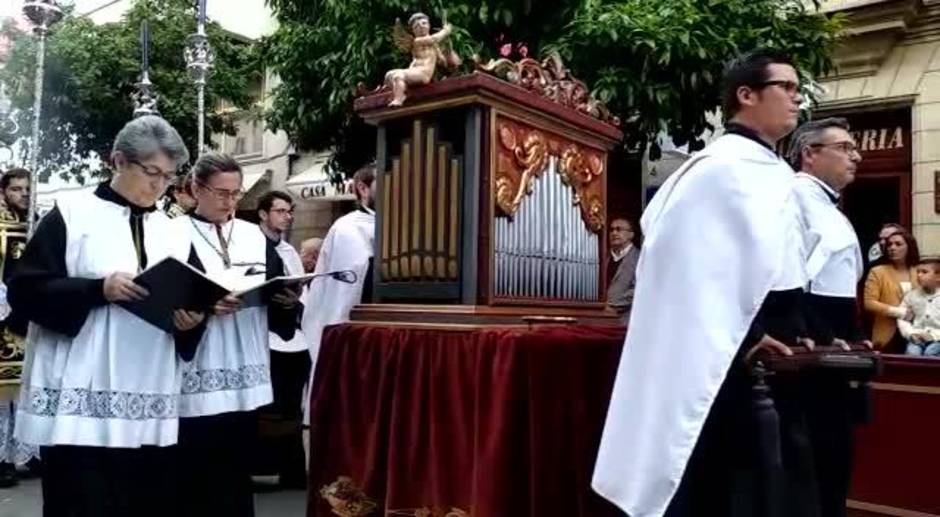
[{"xmin": 817, "ymin": 0, "xmax": 940, "ymax": 254}]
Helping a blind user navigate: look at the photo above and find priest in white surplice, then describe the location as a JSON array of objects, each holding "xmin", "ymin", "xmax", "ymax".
[
  {"xmin": 9, "ymin": 116, "xmax": 202, "ymax": 517},
  {"xmin": 302, "ymin": 164, "xmax": 376, "ymax": 376},
  {"xmin": 593, "ymin": 50, "xmax": 819, "ymax": 517},
  {"xmin": 787, "ymin": 117, "xmax": 869, "ymax": 517}
]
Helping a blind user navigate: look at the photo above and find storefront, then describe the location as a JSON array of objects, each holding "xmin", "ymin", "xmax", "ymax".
[
  {"xmin": 817, "ymin": 0, "xmax": 940, "ymax": 252},
  {"xmin": 814, "ymin": 105, "xmax": 913, "ymax": 255},
  {"xmin": 283, "ymin": 152, "xmax": 357, "ymax": 246}
]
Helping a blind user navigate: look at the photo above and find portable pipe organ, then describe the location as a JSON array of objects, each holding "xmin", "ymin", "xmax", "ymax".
[{"xmin": 353, "ymin": 56, "xmax": 624, "ymax": 325}]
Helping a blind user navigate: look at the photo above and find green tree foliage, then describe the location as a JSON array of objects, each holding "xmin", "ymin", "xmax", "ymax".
[
  {"xmin": 552, "ymin": 0, "xmax": 842, "ymax": 153},
  {"xmin": 0, "ymin": 0, "xmax": 258, "ymax": 182},
  {"xmin": 263, "ymin": 0, "xmax": 841, "ymax": 174}
]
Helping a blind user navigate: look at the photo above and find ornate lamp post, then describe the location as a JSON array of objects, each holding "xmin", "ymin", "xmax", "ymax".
[
  {"xmin": 22, "ymin": 0, "xmax": 66, "ymax": 234},
  {"xmin": 184, "ymin": 0, "xmax": 213, "ymax": 155},
  {"xmin": 133, "ymin": 20, "xmax": 159, "ymax": 118},
  {"xmin": 0, "ymin": 85, "xmax": 20, "ymax": 155}
]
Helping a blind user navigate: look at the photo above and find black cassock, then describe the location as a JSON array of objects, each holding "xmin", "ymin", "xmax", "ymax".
[
  {"xmin": 664, "ymin": 126, "xmax": 822, "ymax": 517},
  {"xmin": 175, "ymin": 220, "xmax": 298, "ymax": 517},
  {"xmin": 795, "ymin": 172, "xmax": 869, "ymax": 517},
  {"xmin": 665, "ymin": 288, "xmax": 822, "ymax": 517}
]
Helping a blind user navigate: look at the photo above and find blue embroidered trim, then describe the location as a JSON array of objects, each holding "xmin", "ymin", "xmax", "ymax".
[
  {"xmin": 181, "ymin": 364, "xmax": 269, "ymax": 395},
  {"xmin": 21, "ymin": 387, "xmax": 177, "ymax": 420}
]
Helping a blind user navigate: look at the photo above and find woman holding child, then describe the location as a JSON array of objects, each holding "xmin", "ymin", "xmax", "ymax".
[{"xmin": 863, "ymin": 228, "xmax": 919, "ymax": 351}]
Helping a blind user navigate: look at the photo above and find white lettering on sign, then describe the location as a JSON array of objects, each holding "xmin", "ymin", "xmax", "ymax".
[
  {"xmin": 850, "ymin": 126, "xmax": 905, "ymax": 152},
  {"xmin": 300, "ymin": 184, "xmax": 329, "ymax": 199}
]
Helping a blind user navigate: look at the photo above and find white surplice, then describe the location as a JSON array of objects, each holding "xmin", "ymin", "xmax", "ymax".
[
  {"xmin": 301, "ymin": 207, "xmax": 374, "ymax": 374},
  {"xmin": 592, "ymin": 134, "xmax": 804, "ymax": 517},
  {"xmin": 268, "ymin": 236, "xmax": 307, "ymax": 353},
  {"xmin": 174, "ymin": 216, "xmax": 272, "ymax": 418},
  {"xmin": 793, "ymin": 172, "xmax": 862, "ymax": 297},
  {"xmin": 17, "ymin": 192, "xmax": 191, "ymax": 447}
]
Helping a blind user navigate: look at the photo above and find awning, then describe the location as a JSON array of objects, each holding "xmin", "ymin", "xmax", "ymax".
[
  {"xmin": 286, "ymin": 161, "xmax": 355, "ymax": 202},
  {"xmin": 243, "ymin": 170, "xmax": 268, "ymax": 194}
]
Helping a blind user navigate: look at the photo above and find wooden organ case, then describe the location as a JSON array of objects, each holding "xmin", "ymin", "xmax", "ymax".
[{"xmin": 352, "ymin": 56, "xmax": 624, "ymax": 325}]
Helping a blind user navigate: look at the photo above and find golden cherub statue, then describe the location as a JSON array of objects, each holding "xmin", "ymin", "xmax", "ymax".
[{"xmin": 385, "ymin": 12, "xmax": 462, "ymax": 107}]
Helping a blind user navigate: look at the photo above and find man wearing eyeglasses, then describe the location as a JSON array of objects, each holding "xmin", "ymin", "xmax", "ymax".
[
  {"xmin": 788, "ymin": 117, "xmax": 868, "ymax": 517},
  {"xmin": 254, "ymin": 190, "xmax": 309, "ymax": 489},
  {"xmin": 595, "ymin": 49, "xmax": 820, "ymax": 517}
]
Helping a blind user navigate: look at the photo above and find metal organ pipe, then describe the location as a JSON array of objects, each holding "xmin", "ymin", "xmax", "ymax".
[{"xmin": 493, "ymin": 156, "xmax": 600, "ymax": 301}]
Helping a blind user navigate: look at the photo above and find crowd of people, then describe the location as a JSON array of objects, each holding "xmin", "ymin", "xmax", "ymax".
[
  {"xmin": 593, "ymin": 48, "xmax": 937, "ymax": 517},
  {"xmin": 0, "ymin": 45, "xmax": 935, "ymax": 517},
  {"xmin": 0, "ymin": 115, "xmax": 376, "ymax": 516}
]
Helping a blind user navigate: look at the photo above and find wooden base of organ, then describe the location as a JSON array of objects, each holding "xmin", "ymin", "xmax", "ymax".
[
  {"xmin": 349, "ymin": 303, "xmax": 622, "ymax": 327},
  {"xmin": 353, "ymin": 58, "xmax": 624, "ymax": 326}
]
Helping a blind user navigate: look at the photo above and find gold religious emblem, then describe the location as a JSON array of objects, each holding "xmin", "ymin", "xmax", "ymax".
[
  {"xmin": 321, "ymin": 477, "xmax": 378, "ymax": 516},
  {"xmin": 384, "ymin": 12, "xmax": 462, "ymax": 107},
  {"xmin": 0, "ymin": 328, "xmax": 25, "ymax": 389}
]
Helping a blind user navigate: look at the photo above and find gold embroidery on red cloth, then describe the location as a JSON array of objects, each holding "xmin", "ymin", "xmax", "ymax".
[{"xmin": 321, "ymin": 476, "xmax": 378, "ymax": 516}]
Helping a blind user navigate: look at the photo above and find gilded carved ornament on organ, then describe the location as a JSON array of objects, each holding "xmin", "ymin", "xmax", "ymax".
[{"xmin": 495, "ymin": 119, "xmax": 606, "ymax": 234}]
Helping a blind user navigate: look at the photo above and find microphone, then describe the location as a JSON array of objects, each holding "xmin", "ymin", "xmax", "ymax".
[{"xmin": 311, "ymin": 269, "xmax": 358, "ymax": 284}]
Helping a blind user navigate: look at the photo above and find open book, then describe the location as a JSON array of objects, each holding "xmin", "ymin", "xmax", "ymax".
[{"xmin": 118, "ymin": 256, "xmax": 323, "ymax": 332}]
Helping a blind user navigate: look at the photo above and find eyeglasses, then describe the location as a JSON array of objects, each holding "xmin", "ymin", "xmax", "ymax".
[
  {"xmin": 810, "ymin": 141, "xmax": 859, "ymax": 154},
  {"xmin": 755, "ymin": 80, "xmax": 801, "ymax": 96},
  {"xmin": 270, "ymin": 208, "xmax": 294, "ymax": 216},
  {"xmin": 129, "ymin": 159, "xmax": 177, "ymax": 182},
  {"xmin": 196, "ymin": 181, "xmax": 245, "ymax": 202}
]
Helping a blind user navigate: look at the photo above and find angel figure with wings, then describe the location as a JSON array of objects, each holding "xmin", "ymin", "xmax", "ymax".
[{"xmin": 384, "ymin": 12, "xmax": 461, "ymax": 107}]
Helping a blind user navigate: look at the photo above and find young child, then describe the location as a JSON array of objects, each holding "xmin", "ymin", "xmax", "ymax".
[{"xmin": 897, "ymin": 257, "xmax": 940, "ymax": 356}]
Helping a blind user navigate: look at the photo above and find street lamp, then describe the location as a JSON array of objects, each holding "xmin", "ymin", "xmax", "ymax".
[
  {"xmin": 22, "ymin": 0, "xmax": 67, "ymax": 234},
  {"xmin": 132, "ymin": 20, "xmax": 159, "ymax": 118},
  {"xmin": 184, "ymin": 0, "xmax": 212, "ymax": 155}
]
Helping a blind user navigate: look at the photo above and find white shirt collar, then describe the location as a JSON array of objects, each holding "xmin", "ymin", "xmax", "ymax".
[
  {"xmin": 611, "ymin": 244, "xmax": 632, "ymax": 262},
  {"xmin": 796, "ymin": 171, "xmax": 840, "ymax": 201}
]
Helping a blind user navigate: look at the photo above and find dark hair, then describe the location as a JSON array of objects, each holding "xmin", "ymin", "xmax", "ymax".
[
  {"xmin": 173, "ymin": 174, "xmax": 192, "ymax": 195},
  {"xmin": 881, "ymin": 222, "xmax": 904, "ymax": 235},
  {"xmin": 191, "ymin": 152, "xmax": 242, "ymax": 185},
  {"xmin": 353, "ymin": 163, "xmax": 376, "ymax": 202},
  {"xmin": 786, "ymin": 117, "xmax": 850, "ymax": 170},
  {"xmin": 886, "ymin": 229, "xmax": 920, "ymax": 268},
  {"xmin": 0, "ymin": 168, "xmax": 29, "ymax": 191},
  {"xmin": 258, "ymin": 190, "xmax": 294, "ymax": 213},
  {"xmin": 721, "ymin": 48, "xmax": 796, "ymax": 120},
  {"xmin": 918, "ymin": 257, "xmax": 940, "ymax": 271}
]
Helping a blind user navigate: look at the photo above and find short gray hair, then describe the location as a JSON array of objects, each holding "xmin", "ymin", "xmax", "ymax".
[
  {"xmin": 111, "ymin": 116, "xmax": 189, "ymax": 169},
  {"xmin": 786, "ymin": 117, "xmax": 850, "ymax": 171}
]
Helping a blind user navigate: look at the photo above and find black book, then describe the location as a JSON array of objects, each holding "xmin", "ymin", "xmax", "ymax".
[{"xmin": 118, "ymin": 257, "xmax": 316, "ymax": 332}]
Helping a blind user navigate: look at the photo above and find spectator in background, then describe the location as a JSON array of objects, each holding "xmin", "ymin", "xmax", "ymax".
[
  {"xmin": 165, "ymin": 174, "xmax": 196, "ymax": 218},
  {"xmin": 0, "ymin": 168, "xmax": 36, "ymax": 488},
  {"xmin": 897, "ymin": 257, "xmax": 940, "ymax": 356},
  {"xmin": 606, "ymin": 217, "xmax": 641, "ymax": 323},
  {"xmin": 0, "ymin": 169, "xmax": 29, "ymax": 221},
  {"xmin": 300, "ymin": 238, "xmax": 323, "ymax": 274},
  {"xmin": 254, "ymin": 190, "xmax": 309, "ymax": 489},
  {"xmin": 867, "ymin": 223, "xmax": 904, "ymax": 265},
  {"xmin": 864, "ymin": 228, "xmax": 919, "ymax": 351}
]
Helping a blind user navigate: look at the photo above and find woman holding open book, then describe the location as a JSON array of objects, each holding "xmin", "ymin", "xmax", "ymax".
[
  {"xmin": 6, "ymin": 116, "xmax": 203, "ymax": 517},
  {"xmin": 172, "ymin": 152, "xmax": 300, "ymax": 517}
]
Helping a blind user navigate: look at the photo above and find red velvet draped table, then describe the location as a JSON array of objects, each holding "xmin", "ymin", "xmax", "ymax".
[
  {"xmin": 307, "ymin": 323, "xmax": 940, "ymax": 516},
  {"xmin": 306, "ymin": 323, "xmax": 626, "ymax": 517}
]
